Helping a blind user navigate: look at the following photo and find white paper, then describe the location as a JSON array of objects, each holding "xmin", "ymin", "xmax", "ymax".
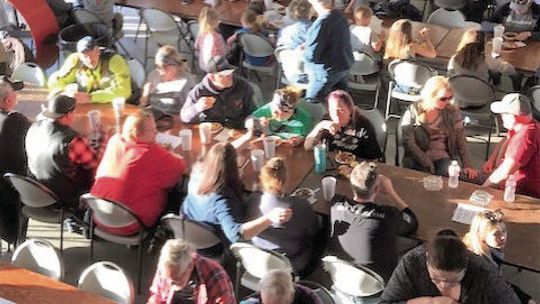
[
  {"xmin": 155, "ymin": 133, "xmax": 182, "ymax": 149},
  {"xmin": 0, "ymin": 297, "xmax": 17, "ymax": 304},
  {"xmin": 213, "ymin": 128, "xmax": 231, "ymax": 142},
  {"xmin": 451, "ymin": 203, "xmax": 487, "ymax": 225}
]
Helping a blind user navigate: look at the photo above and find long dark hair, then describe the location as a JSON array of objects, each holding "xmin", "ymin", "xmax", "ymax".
[
  {"xmin": 197, "ymin": 142, "xmax": 243, "ymax": 199},
  {"xmin": 454, "ymin": 29, "xmax": 486, "ymax": 71}
]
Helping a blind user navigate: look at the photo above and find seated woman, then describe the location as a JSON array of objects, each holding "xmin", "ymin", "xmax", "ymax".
[
  {"xmin": 139, "ymin": 45, "xmax": 195, "ymax": 116},
  {"xmin": 91, "ymin": 110, "xmax": 185, "ymax": 235},
  {"xmin": 251, "ymin": 158, "xmax": 321, "ymax": 276},
  {"xmin": 463, "ymin": 210, "xmax": 535, "ymax": 304},
  {"xmin": 383, "ymin": 19, "xmax": 436, "ymax": 61},
  {"xmin": 380, "ymin": 230, "xmax": 521, "ymax": 304},
  {"xmin": 304, "ymin": 90, "xmax": 382, "ymax": 161},
  {"xmin": 401, "ymin": 76, "xmax": 479, "ymax": 180},
  {"xmin": 181, "ymin": 142, "xmax": 292, "ymax": 244},
  {"xmin": 251, "ymin": 86, "xmax": 316, "ymax": 145},
  {"xmin": 491, "ymin": 0, "xmax": 540, "ymax": 41}
]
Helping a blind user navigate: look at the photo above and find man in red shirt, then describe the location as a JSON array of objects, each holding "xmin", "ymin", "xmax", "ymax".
[
  {"xmin": 483, "ymin": 93, "xmax": 540, "ymax": 198},
  {"xmin": 91, "ymin": 110, "xmax": 185, "ymax": 235}
]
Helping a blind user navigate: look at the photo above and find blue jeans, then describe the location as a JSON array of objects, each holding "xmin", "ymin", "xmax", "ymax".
[{"xmin": 305, "ymin": 64, "xmax": 350, "ymax": 102}]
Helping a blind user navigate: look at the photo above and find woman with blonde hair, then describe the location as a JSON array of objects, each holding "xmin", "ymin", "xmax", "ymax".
[
  {"xmin": 464, "ymin": 210, "xmax": 535, "ymax": 304},
  {"xmin": 252, "ymin": 157, "xmax": 321, "ymax": 276},
  {"xmin": 181, "ymin": 143, "xmax": 292, "ymax": 244},
  {"xmin": 139, "ymin": 45, "xmax": 195, "ymax": 115},
  {"xmin": 383, "ymin": 19, "xmax": 436, "ymax": 60},
  {"xmin": 400, "ymin": 76, "xmax": 479, "ymax": 180},
  {"xmin": 195, "ymin": 7, "xmax": 229, "ymax": 72}
]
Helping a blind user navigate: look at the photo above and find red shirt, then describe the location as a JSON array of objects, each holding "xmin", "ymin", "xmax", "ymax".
[
  {"xmin": 91, "ymin": 134, "xmax": 185, "ymax": 235},
  {"xmin": 503, "ymin": 120, "xmax": 540, "ymax": 198}
]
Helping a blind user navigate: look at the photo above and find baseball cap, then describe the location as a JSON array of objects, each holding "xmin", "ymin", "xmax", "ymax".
[
  {"xmin": 41, "ymin": 95, "xmax": 76, "ymax": 119},
  {"xmin": 77, "ymin": 36, "xmax": 97, "ymax": 53},
  {"xmin": 490, "ymin": 93, "xmax": 532, "ymax": 116}
]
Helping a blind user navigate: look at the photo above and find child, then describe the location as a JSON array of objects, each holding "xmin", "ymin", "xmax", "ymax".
[
  {"xmin": 350, "ymin": 5, "xmax": 384, "ymax": 57},
  {"xmin": 227, "ymin": 10, "xmax": 274, "ymax": 66},
  {"xmin": 195, "ymin": 7, "xmax": 228, "ymax": 72}
]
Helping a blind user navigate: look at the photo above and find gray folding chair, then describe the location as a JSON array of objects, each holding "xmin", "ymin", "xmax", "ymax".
[
  {"xmin": 298, "ymin": 280, "xmax": 337, "ymax": 304},
  {"xmin": 433, "ymin": 0, "xmax": 466, "ymax": 10},
  {"xmin": 78, "ymin": 261, "xmax": 135, "ymax": 304},
  {"xmin": 127, "ymin": 58, "xmax": 146, "ymax": 91},
  {"xmin": 529, "ymin": 85, "xmax": 540, "ymax": 121},
  {"xmin": 348, "ymin": 51, "xmax": 382, "ymax": 109},
  {"xmin": 238, "ymin": 32, "xmax": 276, "ymax": 81},
  {"xmin": 358, "ymin": 108, "xmax": 387, "ymax": 161},
  {"xmin": 427, "ymin": 8, "xmax": 466, "ymax": 28},
  {"xmin": 12, "ymin": 239, "xmax": 64, "ymax": 280}
]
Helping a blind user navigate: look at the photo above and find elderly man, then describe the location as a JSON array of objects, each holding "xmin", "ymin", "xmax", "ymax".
[
  {"xmin": 25, "ymin": 95, "xmax": 106, "ymax": 206},
  {"xmin": 329, "ymin": 161, "xmax": 418, "ymax": 282},
  {"xmin": 482, "ymin": 93, "xmax": 540, "ymax": 198},
  {"xmin": 303, "ymin": 0, "xmax": 353, "ymax": 103},
  {"xmin": 48, "ymin": 36, "xmax": 131, "ymax": 103},
  {"xmin": 180, "ymin": 64, "xmax": 256, "ymax": 129},
  {"xmin": 147, "ymin": 239, "xmax": 236, "ymax": 304}
]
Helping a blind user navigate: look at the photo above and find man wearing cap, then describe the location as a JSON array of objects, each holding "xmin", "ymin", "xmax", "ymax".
[
  {"xmin": 180, "ymin": 64, "xmax": 256, "ymax": 129},
  {"xmin": 25, "ymin": 95, "xmax": 106, "ymax": 205},
  {"xmin": 0, "ymin": 78, "xmax": 31, "ymax": 244},
  {"xmin": 48, "ymin": 36, "xmax": 131, "ymax": 104},
  {"xmin": 483, "ymin": 93, "xmax": 540, "ymax": 198}
]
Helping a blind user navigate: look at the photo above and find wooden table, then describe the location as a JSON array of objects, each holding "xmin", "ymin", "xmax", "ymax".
[
  {"xmin": 0, "ymin": 263, "xmax": 116, "ymax": 304},
  {"xmin": 299, "ymin": 163, "xmax": 540, "ymax": 272}
]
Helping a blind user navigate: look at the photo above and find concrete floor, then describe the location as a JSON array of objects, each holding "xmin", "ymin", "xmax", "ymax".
[{"xmin": 1, "ymin": 4, "xmax": 538, "ymax": 303}]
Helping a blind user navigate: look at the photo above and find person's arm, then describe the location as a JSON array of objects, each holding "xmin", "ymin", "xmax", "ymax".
[
  {"xmin": 377, "ymin": 174, "xmax": 408, "ymax": 211},
  {"xmin": 304, "ymin": 120, "xmax": 333, "ymax": 150},
  {"xmin": 146, "ymin": 267, "xmax": 169, "ymax": 304},
  {"xmin": 400, "ymin": 109, "xmax": 435, "ymax": 172},
  {"xmin": 452, "ymin": 109, "xmax": 473, "ymax": 169},
  {"xmin": 240, "ymin": 207, "xmax": 292, "ymax": 240},
  {"xmin": 180, "ymin": 85, "xmax": 206, "ymax": 123},
  {"xmin": 90, "ymin": 55, "xmax": 132, "ymax": 103},
  {"xmin": 155, "ymin": 147, "xmax": 186, "ymax": 188},
  {"xmin": 483, "ymin": 158, "xmax": 519, "ymax": 187},
  {"xmin": 47, "ymin": 53, "xmax": 79, "ymax": 91},
  {"xmin": 412, "ymin": 28, "xmax": 436, "ymax": 59},
  {"xmin": 482, "ymin": 138, "xmax": 506, "ymax": 173}
]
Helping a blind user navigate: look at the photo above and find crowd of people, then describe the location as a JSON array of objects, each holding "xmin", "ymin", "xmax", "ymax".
[{"xmin": 1, "ymin": 0, "xmax": 540, "ymax": 302}]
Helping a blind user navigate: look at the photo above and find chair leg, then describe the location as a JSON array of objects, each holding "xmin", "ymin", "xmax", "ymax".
[
  {"xmin": 89, "ymin": 216, "xmax": 95, "ymax": 261},
  {"xmin": 144, "ymin": 29, "xmax": 149, "ymax": 71},
  {"xmin": 234, "ymin": 261, "xmax": 241, "ymax": 298},
  {"xmin": 485, "ymin": 115, "xmax": 494, "ymax": 160},
  {"xmin": 373, "ymin": 80, "xmax": 381, "ymax": 110},
  {"xmin": 133, "ymin": 15, "xmax": 143, "ymax": 42},
  {"xmin": 116, "ymin": 39, "xmax": 131, "ymax": 58},
  {"xmin": 137, "ymin": 233, "xmax": 144, "ymax": 294},
  {"xmin": 385, "ymin": 81, "xmax": 394, "ymax": 120},
  {"xmin": 59, "ymin": 208, "xmax": 64, "ymax": 254}
]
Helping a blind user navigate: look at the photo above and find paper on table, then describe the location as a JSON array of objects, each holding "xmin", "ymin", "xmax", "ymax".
[
  {"xmin": 452, "ymin": 203, "xmax": 487, "ymax": 225},
  {"xmin": 0, "ymin": 297, "xmax": 16, "ymax": 304},
  {"xmin": 156, "ymin": 133, "xmax": 182, "ymax": 149},
  {"xmin": 214, "ymin": 128, "xmax": 231, "ymax": 142}
]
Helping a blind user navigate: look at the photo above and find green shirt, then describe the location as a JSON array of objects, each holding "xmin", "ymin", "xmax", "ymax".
[{"xmin": 252, "ymin": 103, "xmax": 314, "ymax": 139}]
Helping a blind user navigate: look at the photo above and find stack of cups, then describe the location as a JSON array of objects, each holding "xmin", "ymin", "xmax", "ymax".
[
  {"xmin": 199, "ymin": 122, "xmax": 213, "ymax": 145},
  {"xmin": 263, "ymin": 137, "xmax": 276, "ymax": 159},
  {"xmin": 112, "ymin": 97, "xmax": 125, "ymax": 132},
  {"xmin": 178, "ymin": 129, "xmax": 192, "ymax": 151},
  {"xmin": 251, "ymin": 149, "xmax": 265, "ymax": 172}
]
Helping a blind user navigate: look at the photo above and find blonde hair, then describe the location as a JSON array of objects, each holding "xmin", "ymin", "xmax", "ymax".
[
  {"xmin": 288, "ymin": 0, "xmax": 312, "ymax": 20},
  {"xmin": 121, "ymin": 110, "xmax": 154, "ymax": 143},
  {"xmin": 463, "ymin": 210, "xmax": 505, "ymax": 257},
  {"xmin": 412, "ymin": 76, "xmax": 456, "ymax": 124},
  {"xmin": 353, "ymin": 5, "xmax": 373, "ymax": 24},
  {"xmin": 384, "ymin": 19, "xmax": 413, "ymax": 60},
  {"xmin": 198, "ymin": 7, "xmax": 220, "ymax": 35},
  {"xmin": 241, "ymin": 9, "xmax": 262, "ymax": 33},
  {"xmin": 158, "ymin": 239, "xmax": 195, "ymax": 271},
  {"xmin": 155, "ymin": 45, "xmax": 189, "ymax": 75},
  {"xmin": 260, "ymin": 157, "xmax": 288, "ymax": 195},
  {"xmin": 350, "ymin": 161, "xmax": 378, "ymax": 199}
]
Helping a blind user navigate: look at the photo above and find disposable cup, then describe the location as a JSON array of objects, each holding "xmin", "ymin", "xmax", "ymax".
[
  {"xmin": 491, "ymin": 37, "xmax": 503, "ymax": 58},
  {"xmin": 322, "ymin": 176, "xmax": 336, "ymax": 201},
  {"xmin": 199, "ymin": 122, "xmax": 213, "ymax": 145},
  {"xmin": 178, "ymin": 129, "xmax": 192, "ymax": 151},
  {"xmin": 87, "ymin": 110, "xmax": 101, "ymax": 132},
  {"xmin": 112, "ymin": 97, "xmax": 125, "ymax": 118},
  {"xmin": 251, "ymin": 149, "xmax": 265, "ymax": 172},
  {"xmin": 494, "ymin": 24, "xmax": 505, "ymax": 39},
  {"xmin": 264, "ymin": 0, "xmax": 272, "ymax": 10},
  {"xmin": 263, "ymin": 137, "xmax": 276, "ymax": 159}
]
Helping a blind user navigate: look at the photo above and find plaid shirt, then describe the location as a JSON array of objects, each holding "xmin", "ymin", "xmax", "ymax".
[
  {"xmin": 148, "ymin": 253, "xmax": 236, "ymax": 304},
  {"xmin": 68, "ymin": 134, "xmax": 108, "ymax": 170}
]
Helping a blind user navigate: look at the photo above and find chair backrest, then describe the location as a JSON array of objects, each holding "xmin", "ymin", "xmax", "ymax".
[
  {"xmin": 161, "ymin": 214, "xmax": 221, "ymax": 249},
  {"xmin": 72, "ymin": 7, "xmax": 105, "ymax": 25},
  {"xmin": 11, "ymin": 62, "xmax": 46, "ymax": 86},
  {"xmin": 80, "ymin": 193, "xmax": 141, "ymax": 229},
  {"xmin": 388, "ymin": 59, "xmax": 436, "ymax": 90},
  {"xmin": 3, "ymin": 173, "xmax": 59, "ymax": 208},
  {"xmin": 248, "ymin": 81, "xmax": 264, "ymax": 107},
  {"xmin": 230, "ymin": 243, "xmax": 293, "ymax": 280},
  {"xmin": 350, "ymin": 51, "xmax": 379, "ymax": 77},
  {"xmin": 322, "ymin": 256, "xmax": 384, "ymax": 297},
  {"xmin": 187, "ymin": 20, "xmax": 199, "ymax": 39},
  {"xmin": 297, "ymin": 280, "xmax": 336, "ymax": 304},
  {"xmin": 140, "ymin": 8, "xmax": 177, "ymax": 32},
  {"xmin": 358, "ymin": 108, "xmax": 387, "ymax": 152},
  {"xmin": 427, "ymin": 8, "xmax": 466, "ymax": 28},
  {"xmin": 11, "ymin": 239, "xmax": 64, "ymax": 280},
  {"xmin": 433, "ymin": 0, "xmax": 466, "ymax": 10},
  {"xmin": 449, "ymin": 75, "xmax": 495, "ymax": 108},
  {"xmin": 127, "ymin": 58, "xmax": 146, "ymax": 89},
  {"xmin": 238, "ymin": 32, "xmax": 275, "ymax": 58},
  {"xmin": 530, "ymin": 85, "xmax": 540, "ymax": 121},
  {"xmin": 78, "ymin": 261, "xmax": 135, "ymax": 304}
]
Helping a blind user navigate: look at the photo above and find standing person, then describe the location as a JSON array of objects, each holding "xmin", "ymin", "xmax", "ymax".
[
  {"xmin": 328, "ymin": 161, "xmax": 418, "ymax": 282},
  {"xmin": 305, "ymin": 90, "xmax": 382, "ymax": 161},
  {"xmin": 482, "ymin": 93, "xmax": 540, "ymax": 198},
  {"xmin": 277, "ymin": 0, "xmax": 312, "ymax": 49},
  {"xmin": 383, "ymin": 19, "xmax": 436, "ymax": 61},
  {"xmin": 303, "ymin": 0, "xmax": 353, "ymax": 103},
  {"xmin": 195, "ymin": 7, "xmax": 228, "ymax": 72},
  {"xmin": 139, "ymin": 45, "xmax": 195, "ymax": 116},
  {"xmin": 91, "ymin": 110, "xmax": 185, "ymax": 235},
  {"xmin": 463, "ymin": 210, "xmax": 536, "ymax": 304},
  {"xmin": 147, "ymin": 239, "xmax": 236, "ymax": 304},
  {"xmin": 400, "ymin": 76, "xmax": 479, "ymax": 179}
]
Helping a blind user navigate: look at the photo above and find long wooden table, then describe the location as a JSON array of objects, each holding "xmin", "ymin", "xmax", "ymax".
[
  {"xmin": 299, "ymin": 162, "xmax": 540, "ymax": 272},
  {"xmin": 0, "ymin": 263, "xmax": 116, "ymax": 304}
]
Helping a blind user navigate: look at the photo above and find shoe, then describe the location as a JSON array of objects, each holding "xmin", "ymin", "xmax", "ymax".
[{"xmin": 63, "ymin": 218, "xmax": 83, "ymax": 235}]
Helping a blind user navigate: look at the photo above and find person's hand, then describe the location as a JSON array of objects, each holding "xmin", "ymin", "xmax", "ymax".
[
  {"xmin": 482, "ymin": 161, "xmax": 494, "ymax": 174},
  {"xmin": 285, "ymin": 136, "xmax": 303, "ymax": 147},
  {"xmin": 267, "ymin": 207, "xmax": 293, "ymax": 224},
  {"xmin": 432, "ymin": 296, "xmax": 460, "ymax": 304},
  {"xmin": 376, "ymin": 174, "xmax": 394, "ymax": 195},
  {"xmin": 195, "ymin": 96, "xmax": 216, "ymax": 112},
  {"xmin": 329, "ymin": 123, "xmax": 341, "ymax": 135},
  {"xmin": 516, "ymin": 31, "xmax": 532, "ymax": 41},
  {"xmin": 260, "ymin": 117, "xmax": 270, "ymax": 127},
  {"xmin": 428, "ymin": 164, "xmax": 436, "ymax": 175},
  {"xmin": 419, "ymin": 27, "xmax": 431, "ymax": 40},
  {"xmin": 463, "ymin": 167, "xmax": 478, "ymax": 179},
  {"xmin": 74, "ymin": 92, "xmax": 91, "ymax": 104}
]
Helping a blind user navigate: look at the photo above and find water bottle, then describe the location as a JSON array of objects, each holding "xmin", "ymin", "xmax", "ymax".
[
  {"xmin": 314, "ymin": 144, "xmax": 327, "ymax": 174},
  {"xmin": 503, "ymin": 175, "xmax": 517, "ymax": 203},
  {"xmin": 448, "ymin": 160, "xmax": 460, "ymax": 189}
]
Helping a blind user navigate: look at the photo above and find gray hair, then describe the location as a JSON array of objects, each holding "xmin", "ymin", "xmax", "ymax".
[
  {"xmin": 158, "ymin": 239, "xmax": 195, "ymax": 272},
  {"xmin": 259, "ymin": 270, "xmax": 295, "ymax": 303}
]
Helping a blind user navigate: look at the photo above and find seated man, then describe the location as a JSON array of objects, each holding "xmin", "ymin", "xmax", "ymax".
[
  {"xmin": 91, "ymin": 110, "xmax": 185, "ymax": 235},
  {"xmin": 180, "ymin": 63, "xmax": 256, "ymax": 129},
  {"xmin": 147, "ymin": 239, "xmax": 236, "ymax": 304},
  {"xmin": 48, "ymin": 36, "xmax": 131, "ymax": 103},
  {"xmin": 240, "ymin": 270, "xmax": 323, "ymax": 304},
  {"xmin": 329, "ymin": 161, "xmax": 418, "ymax": 282},
  {"xmin": 0, "ymin": 78, "xmax": 30, "ymax": 244},
  {"xmin": 483, "ymin": 93, "xmax": 540, "ymax": 198},
  {"xmin": 25, "ymin": 95, "xmax": 106, "ymax": 206}
]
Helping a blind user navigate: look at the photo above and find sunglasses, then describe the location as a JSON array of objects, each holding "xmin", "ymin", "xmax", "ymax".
[{"xmin": 439, "ymin": 95, "xmax": 454, "ymax": 102}]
